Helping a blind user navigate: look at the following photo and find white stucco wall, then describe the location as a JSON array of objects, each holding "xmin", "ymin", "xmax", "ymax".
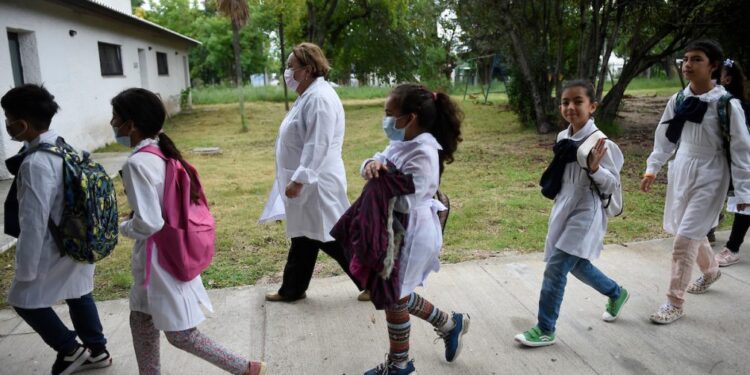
[{"xmin": 0, "ymin": 0, "xmax": 194, "ymax": 179}]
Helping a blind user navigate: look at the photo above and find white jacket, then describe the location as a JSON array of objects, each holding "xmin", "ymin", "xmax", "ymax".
[
  {"xmin": 362, "ymin": 133, "xmax": 447, "ymax": 298},
  {"xmin": 7, "ymin": 130, "xmax": 95, "ymax": 309},
  {"xmin": 120, "ymin": 138, "xmax": 213, "ymax": 331},
  {"xmin": 646, "ymin": 85, "xmax": 750, "ymax": 239},
  {"xmin": 260, "ymin": 77, "xmax": 350, "ymax": 242},
  {"xmin": 544, "ymin": 120, "xmax": 623, "ymax": 261}
]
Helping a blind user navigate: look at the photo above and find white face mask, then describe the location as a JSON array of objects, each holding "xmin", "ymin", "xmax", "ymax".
[
  {"xmin": 112, "ymin": 126, "xmax": 131, "ymax": 148},
  {"xmin": 284, "ymin": 68, "xmax": 300, "ymax": 91}
]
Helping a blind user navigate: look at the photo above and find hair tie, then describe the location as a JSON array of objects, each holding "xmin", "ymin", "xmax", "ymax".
[
  {"xmin": 724, "ymin": 59, "xmax": 734, "ymax": 68},
  {"xmin": 432, "ymin": 92, "xmax": 438, "ymax": 101}
]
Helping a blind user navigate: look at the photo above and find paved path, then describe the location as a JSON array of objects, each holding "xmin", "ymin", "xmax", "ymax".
[{"xmin": 1, "ymin": 232, "xmax": 748, "ymax": 374}]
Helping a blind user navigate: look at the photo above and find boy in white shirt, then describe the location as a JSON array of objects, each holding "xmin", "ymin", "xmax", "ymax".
[{"xmin": 2, "ymin": 85, "xmax": 111, "ymax": 375}]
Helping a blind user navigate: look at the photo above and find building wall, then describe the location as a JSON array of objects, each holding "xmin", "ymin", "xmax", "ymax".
[{"xmin": 0, "ymin": 0, "xmax": 193, "ymax": 179}]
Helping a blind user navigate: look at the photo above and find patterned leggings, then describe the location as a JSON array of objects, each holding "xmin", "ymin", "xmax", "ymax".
[
  {"xmin": 130, "ymin": 311, "xmax": 249, "ymax": 375},
  {"xmin": 385, "ymin": 292, "xmax": 450, "ymax": 363}
]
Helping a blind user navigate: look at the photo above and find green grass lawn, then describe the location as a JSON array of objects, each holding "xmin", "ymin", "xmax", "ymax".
[{"xmin": 0, "ymin": 81, "xmax": 709, "ymax": 306}]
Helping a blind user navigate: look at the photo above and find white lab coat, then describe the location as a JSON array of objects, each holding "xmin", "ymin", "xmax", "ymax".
[
  {"xmin": 361, "ymin": 133, "xmax": 447, "ymax": 298},
  {"xmin": 260, "ymin": 77, "xmax": 350, "ymax": 243},
  {"xmin": 7, "ymin": 130, "xmax": 95, "ymax": 309},
  {"xmin": 646, "ymin": 85, "xmax": 750, "ymax": 240},
  {"xmin": 120, "ymin": 138, "xmax": 213, "ymax": 332},
  {"xmin": 543, "ymin": 119, "xmax": 623, "ymax": 261}
]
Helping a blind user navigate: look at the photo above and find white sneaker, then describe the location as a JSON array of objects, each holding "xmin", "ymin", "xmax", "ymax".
[
  {"xmin": 716, "ymin": 248, "xmax": 740, "ymax": 267},
  {"xmin": 650, "ymin": 303, "xmax": 684, "ymax": 324},
  {"xmin": 686, "ymin": 270, "xmax": 721, "ymax": 294}
]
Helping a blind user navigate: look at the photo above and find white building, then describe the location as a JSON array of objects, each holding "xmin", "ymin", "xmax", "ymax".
[{"xmin": 0, "ymin": 0, "xmax": 199, "ymax": 179}]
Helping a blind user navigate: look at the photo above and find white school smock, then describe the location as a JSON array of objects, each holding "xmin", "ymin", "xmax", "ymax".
[
  {"xmin": 361, "ymin": 133, "xmax": 447, "ymax": 298},
  {"xmin": 120, "ymin": 138, "xmax": 213, "ymax": 332},
  {"xmin": 7, "ymin": 130, "xmax": 95, "ymax": 309},
  {"xmin": 260, "ymin": 77, "xmax": 350, "ymax": 243},
  {"xmin": 543, "ymin": 119, "xmax": 623, "ymax": 262},
  {"xmin": 645, "ymin": 85, "xmax": 750, "ymax": 240}
]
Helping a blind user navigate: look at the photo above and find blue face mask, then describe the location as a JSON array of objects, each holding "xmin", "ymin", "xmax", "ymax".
[
  {"xmin": 383, "ymin": 116, "xmax": 406, "ymax": 141},
  {"xmin": 113, "ymin": 126, "xmax": 131, "ymax": 148}
]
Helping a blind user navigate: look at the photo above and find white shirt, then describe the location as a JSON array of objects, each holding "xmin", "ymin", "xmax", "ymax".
[
  {"xmin": 120, "ymin": 138, "xmax": 213, "ymax": 331},
  {"xmin": 645, "ymin": 85, "xmax": 750, "ymax": 239},
  {"xmin": 361, "ymin": 133, "xmax": 447, "ymax": 298},
  {"xmin": 7, "ymin": 130, "xmax": 95, "ymax": 309},
  {"xmin": 260, "ymin": 77, "xmax": 350, "ymax": 242},
  {"xmin": 544, "ymin": 119, "xmax": 623, "ymax": 261}
]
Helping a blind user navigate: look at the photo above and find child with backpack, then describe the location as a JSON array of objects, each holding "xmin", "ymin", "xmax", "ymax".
[
  {"xmin": 112, "ymin": 88, "xmax": 265, "ymax": 375},
  {"xmin": 641, "ymin": 41, "xmax": 750, "ymax": 324},
  {"xmin": 715, "ymin": 59, "xmax": 750, "ymax": 267},
  {"xmin": 515, "ymin": 79, "xmax": 628, "ymax": 347},
  {"xmin": 360, "ymin": 84, "xmax": 468, "ymax": 375},
  {"xmin": 2, "ymin": 84, "xmax": 112, "ymax": 375}
]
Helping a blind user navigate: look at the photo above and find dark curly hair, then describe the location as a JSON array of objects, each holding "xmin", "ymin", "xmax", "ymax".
[{"xmin": 389, "ymin": 83, "xmax": 463, "ymax": 178}]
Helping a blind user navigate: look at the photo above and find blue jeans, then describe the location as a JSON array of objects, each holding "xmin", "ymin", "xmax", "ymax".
[
  {"xmin": 537, "ymin": 249, "xmax": 620, "ymax": 333},
  {"xmin": 14, "ymin": 293, "xmax": 107, "ymax": 354}
]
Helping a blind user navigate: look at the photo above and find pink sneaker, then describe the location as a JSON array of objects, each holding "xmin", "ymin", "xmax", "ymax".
[
  {"xmin": 716, "ymin": 248, "xmax": 740, "ymax": 267},
  {"xmin": 247, "ymin": 361, "xmax": 266, "ymax": 375}
]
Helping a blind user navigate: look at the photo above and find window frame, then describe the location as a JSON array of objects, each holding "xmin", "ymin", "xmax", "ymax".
[
  {"xmin": 98, "ymin": 42, "xmax": 123, "ymax": 76},
  {"xmin": 156, "ymin": 51, "xmax": 169, "ymax": 76}
]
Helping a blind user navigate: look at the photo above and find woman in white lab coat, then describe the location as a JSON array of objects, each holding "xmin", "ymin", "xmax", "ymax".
[
  {"xmin": 641, "ymin": 40, "xmax": 750, "ymax": 324},
  {"xmin": 260, "ymin": 43, "xmax": 362, "ymax": 302},
  {"xmin": 112, "ymin": 88, "xmax": 265, "ymax": 375}
]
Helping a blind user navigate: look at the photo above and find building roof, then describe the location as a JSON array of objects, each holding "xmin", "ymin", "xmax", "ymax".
[{"xmin": 50, "ymin": 0, "xmax": 201, "ymax": 46}]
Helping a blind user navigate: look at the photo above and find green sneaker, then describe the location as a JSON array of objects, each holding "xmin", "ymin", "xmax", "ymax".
[
  {"xmin": 514, "ymin": 326, "xmax": 556, "ymax": 347},
  {"xmin": 602, "ymin": 286, "xmax": 629, "ymax": 322}
]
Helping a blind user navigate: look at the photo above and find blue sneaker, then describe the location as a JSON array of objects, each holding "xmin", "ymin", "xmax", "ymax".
[
  {"xmin": 435, "ymin": 312, "xmax": 470, "ymax": 362},
  {"xmin": 363, "ymin": 358, "xmax": 415, "ymax": 375}
]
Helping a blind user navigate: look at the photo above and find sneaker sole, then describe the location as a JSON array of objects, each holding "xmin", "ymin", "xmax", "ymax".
[
  {"xmin": 513, "ymin": 334, "xmax": 556, "ymax": 347},
  {"xmin": 602, "ymin": 290, "xmax": 630, "ymax": 322},
  {"xmin": 718, "ymin": 258, "xmax": 740, "ymax": 267},
  {"xmin": 72, "ymin": 358, "xmax": 112, "ymax": 373},
  {"xmin": 57, "ymin": 350, "xmax": 91, "ymax": 375},
  {"xmin": 649, "ymin": 313, "xmax": 684, "ymax": 324},
  {"xmin": 448, "ymin": 314, "xmax": 470, "ymax": 362}
]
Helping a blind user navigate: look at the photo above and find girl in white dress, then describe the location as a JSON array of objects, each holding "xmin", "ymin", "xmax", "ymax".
[
  {"xmin": 641, "ymin": 40, "xmax": 750, "ymax": 324},
  {"xmin": 362, "ymin": 84, "xmax": 468, "ymax": 375},
  {"xmin": 111, "ymin": 88, "xmax": 266, "ymax": 375}
]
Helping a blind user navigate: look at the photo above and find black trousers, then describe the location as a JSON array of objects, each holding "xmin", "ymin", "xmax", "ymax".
[
  {"xmin": 726, "ymin": 213, "xmax": 750, "ymax": 253},
  {"xmin": 278, "ymin": 236, "xmax": 361, "ymax": 298}
]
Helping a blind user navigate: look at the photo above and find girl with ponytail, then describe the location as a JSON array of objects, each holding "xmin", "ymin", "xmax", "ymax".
[
  {"xmin": 111, "ymin": 88, "xmax": 266, "ymax": 375},
  {"xmin": 361, "ymin": 84, "xmax": 467, "ymax": 375}
]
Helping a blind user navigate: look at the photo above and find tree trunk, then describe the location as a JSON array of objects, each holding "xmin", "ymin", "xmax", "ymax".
[
  {"xmin": 232, "ymin": 21, "xmax": 247, "ymax": 132},
  {"xmin": 506, "ymin": 23, "xmax": 553, "ymax": 133},
  {"xmin": 279, "ymin": 14, "xmax": 289, "ymax": 111},
  {"xmin": 598, "ymin": 59, "xmax": 649, "ymax": 125}
]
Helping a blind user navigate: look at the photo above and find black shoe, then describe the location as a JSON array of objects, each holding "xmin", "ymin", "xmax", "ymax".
[
  {"xmin": 265, "ymin": 292, "xmax": 307, "ymax": 302},
  {"xmin": 73, "ymin": 348, "xmax": 112, "ymax": 373},
  {"xmin": 51, "ymin": 344, "xmax": 90, "ymax": 375}
]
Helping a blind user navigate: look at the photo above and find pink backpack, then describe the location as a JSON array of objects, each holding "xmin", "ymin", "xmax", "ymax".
[{"xmin": 137, "ymin": 145, "xmax": 215, "ymax": 285}]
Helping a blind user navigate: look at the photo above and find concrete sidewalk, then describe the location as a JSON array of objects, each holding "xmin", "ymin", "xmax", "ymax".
[{"xmin": 1, "ymin": 233, "xmax": 748, "ymax": 375}]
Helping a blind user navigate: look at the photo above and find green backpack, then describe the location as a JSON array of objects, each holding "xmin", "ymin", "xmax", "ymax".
[{"xmin": 33, "ymin": 137, "xmax": 119, "ymax": 263}]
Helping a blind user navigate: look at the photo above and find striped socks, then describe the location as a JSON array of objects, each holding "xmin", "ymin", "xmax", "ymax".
[{"xmin": 385, "ymin": 293, "xmax": 454, "ymax": 367}]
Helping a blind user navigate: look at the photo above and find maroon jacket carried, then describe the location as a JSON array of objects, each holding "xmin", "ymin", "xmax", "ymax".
[{"xmin": 330, "ymin": 165, "xmax": 415, "ymax": 309}]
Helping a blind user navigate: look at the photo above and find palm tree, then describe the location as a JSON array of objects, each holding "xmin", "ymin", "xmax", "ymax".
[{"xmin": 216, "ymin": 0, "xmax": 250, "ymax": 132}]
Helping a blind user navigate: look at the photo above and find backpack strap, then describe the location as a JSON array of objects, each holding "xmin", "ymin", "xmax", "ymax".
[{"xmin": 136, "ymin": 145, "xmax": 167, "ymax": 160}]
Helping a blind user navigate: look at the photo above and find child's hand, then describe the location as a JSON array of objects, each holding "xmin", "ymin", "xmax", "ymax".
[
  {"xmin": 364, "ymin": 161, "xmax": 388, "ymax": 180},
  {"xmin": 587, "ymin": 138, "xmax": 607, "ymax": 173},
  {"xmin": 285, "ymin": 181, "xmax": 303, "ymax": 198}
]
